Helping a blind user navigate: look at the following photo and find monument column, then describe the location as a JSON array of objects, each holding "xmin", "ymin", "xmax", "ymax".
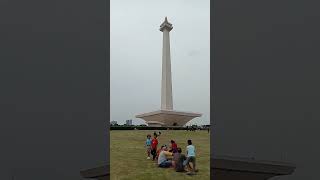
[{"xmin": 160, "ymin": 17, "xmax": 173, "ymax": 110}]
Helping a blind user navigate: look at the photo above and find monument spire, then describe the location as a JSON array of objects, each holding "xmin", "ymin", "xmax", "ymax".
[{"xmin": 160, "ymin": 17, "xmax": 173, "ymax": 110}]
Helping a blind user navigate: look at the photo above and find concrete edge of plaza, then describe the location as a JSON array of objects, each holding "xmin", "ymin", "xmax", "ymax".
[
  {"xmin": 80, "ymin": 157, "xmax": 296, "ymax": 180},
  {"xmin": 212, "ymin": 156, "xmax": 296, "ymax": 179}
]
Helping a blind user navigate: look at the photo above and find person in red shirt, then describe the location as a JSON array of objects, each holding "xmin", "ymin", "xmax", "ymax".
[
  {"xmin": 170, "ymin": 140, "xmax": 178, "ymax": 153},
  {"xmin": 151, "ymin": 135, "xmax": 158, "ymax": 160}
]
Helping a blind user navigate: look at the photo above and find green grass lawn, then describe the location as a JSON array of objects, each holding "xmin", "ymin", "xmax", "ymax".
[{"xmin": 110, "ymin": 130, "xmax": 210, "ymax": 180}]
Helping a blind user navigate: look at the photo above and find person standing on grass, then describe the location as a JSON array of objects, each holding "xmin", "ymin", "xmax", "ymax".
[
  {"xmin": 184, "ymin": 139, "xmax": 197, "ymax": 175},
  {"xmin": 145, "ymin": 134, "xmax": 152, "ymax": 159},
  {"xmin": 151, "ymin": 135, "xmax": 158, "ymax": 160},
  {"xmin": 158, "ymin": 146, "xmax": 173, "ymax": 168}
]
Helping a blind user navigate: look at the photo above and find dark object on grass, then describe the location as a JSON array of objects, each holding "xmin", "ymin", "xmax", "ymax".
[{"xmin": 81, "ymin": 157, "xmax": 296, "ymax": 180}]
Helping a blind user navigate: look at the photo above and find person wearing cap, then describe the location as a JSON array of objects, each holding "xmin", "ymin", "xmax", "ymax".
[{"xmin": 157, "ymin": 146, "xmax": 173, "ymax": 168}]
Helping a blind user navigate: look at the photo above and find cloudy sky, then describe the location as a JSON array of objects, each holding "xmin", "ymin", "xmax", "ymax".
[{"xmin": 110, "ymin": 0, "xmax": 210, "ymax": 125}]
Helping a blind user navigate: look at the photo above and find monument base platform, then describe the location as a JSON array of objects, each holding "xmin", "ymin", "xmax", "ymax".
[{"xmin": 135, "ymin": 109, "xmax": 201, "ymax": 127}]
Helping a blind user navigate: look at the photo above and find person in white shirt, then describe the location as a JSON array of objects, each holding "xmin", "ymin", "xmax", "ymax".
[
  {"xmin": 184, "ymin": 139, "xmax": 197, "ymax": 175},
  {"xmin": 158, "ymin": 146, "xmax": 173, "ymax": 168}
]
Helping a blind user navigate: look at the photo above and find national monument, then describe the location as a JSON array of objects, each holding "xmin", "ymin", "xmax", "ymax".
[{"xmin": 135, "ymin": 17, "xmax": 202, "ymax": 127}]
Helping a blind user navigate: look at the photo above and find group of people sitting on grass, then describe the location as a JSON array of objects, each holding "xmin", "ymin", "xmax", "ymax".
[{"xmin": 145, "ymin": 133, "xmax": 197, "ymax": 175}]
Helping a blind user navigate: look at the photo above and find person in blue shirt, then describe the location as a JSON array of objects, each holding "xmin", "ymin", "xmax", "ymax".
[
  {"xmin": 145, "ymin": 134, "xmax": 152, "ymax": 159},
  {"xmin": 184, "ymin": 139, "xmax": 197, "ymax": 175}
]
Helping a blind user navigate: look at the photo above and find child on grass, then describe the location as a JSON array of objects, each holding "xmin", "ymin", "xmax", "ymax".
[
  {"xmin": 151, "ymin": 135, "xmax": 158, "ymax": 160},
  {"xmin": 184, "ymin": 139, "xmax": 197, "ymax": 175},
  {"xmin": 169, "ymin": 140, "xmax": 178, "ymax": 153},
  {"xmin": 172, "ymin": 147, "xmax": 187, "ymax": 172},
  {"xmin": 145, "ymin": 134, "xmax": 152, "ymax": 159}
]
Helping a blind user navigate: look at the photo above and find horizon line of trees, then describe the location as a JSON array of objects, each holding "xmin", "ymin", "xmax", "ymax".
[{"xmin": 110, "ymin": 123, "xmax": 210, "ymax": 127}]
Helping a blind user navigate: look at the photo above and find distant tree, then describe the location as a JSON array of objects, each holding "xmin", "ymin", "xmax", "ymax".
[{"xmin": 172, "ymin": 122, "xmax": 177, "ymax": 126}]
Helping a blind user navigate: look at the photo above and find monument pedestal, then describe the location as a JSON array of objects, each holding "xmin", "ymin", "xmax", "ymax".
[{"xmin": 136, "ymin": 109, "xmax": 201, "ymax": 127}]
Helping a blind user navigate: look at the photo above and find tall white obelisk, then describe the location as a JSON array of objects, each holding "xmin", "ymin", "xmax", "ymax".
[
  {"xmin": 160, "ymin": 17, "xmax": 173, "ymax": 110},
  {"xmin": 136, "ymin": 17, "xmax": 201, "ymax": 127}
]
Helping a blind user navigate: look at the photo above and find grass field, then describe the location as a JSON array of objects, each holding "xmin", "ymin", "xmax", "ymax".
[{"xmin": 110, "ymin": 130, "xmax": 210, "ymax": 180}]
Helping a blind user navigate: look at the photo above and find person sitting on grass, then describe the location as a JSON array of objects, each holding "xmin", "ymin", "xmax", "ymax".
[
  {"xmin": 184, "ymin": 139, "xmax": 197, "ymax": 175},
  {"xmin": 151, "ymin": 135, "xmax": 158, "ymax": 161},
  {"xmin": 156, "ymin": 146, "xmax": 161, "ymax": 160},
  {"xmin": 172, "ymin": 147, "xmax": 187, "ymax": 172},
  {"xmin": 145, "ymin": 134, "xmax": 152, "ymax": 159},
  {"xmin": 156, "ymin": 145, "xmax": 166, "ymax": 160},
  {"xmin": 158, "ymin": 146, "xmax": 173, "ymax": 168},
  {"xmin": 169, "ymin": 140, "xmax": 178, "ymax": 153}
]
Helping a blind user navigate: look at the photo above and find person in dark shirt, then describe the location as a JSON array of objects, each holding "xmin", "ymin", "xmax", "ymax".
[
  {"xmin": 172, "ymin": 148, "xmax": 180, "ymax": 168},
  {"xmin": 172, "ymin": 148, "xmax": 186, "ymax": 172}
]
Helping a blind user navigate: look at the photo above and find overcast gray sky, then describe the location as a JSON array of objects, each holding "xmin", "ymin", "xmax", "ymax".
[{"xmin": 110, "ymin": 0, "xmax": 210, "ymax": 125}]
